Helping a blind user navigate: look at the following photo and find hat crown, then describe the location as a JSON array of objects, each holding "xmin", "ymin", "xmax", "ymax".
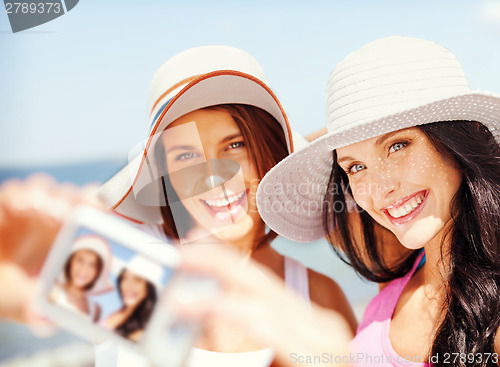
[
  {"xmin": 326, "ymin": 36, "xmax": 470, "ymax": 133},
  {"xmin": 148, "ymin": 46, "xmax": 267, "ymax": 123},
  {"xmin": 126, "ymin": 255, "xmax": 164, "ymax": 286},
  {"xmin": 73, "ymin": 235, "xmax": 110, "ymax": 263}
]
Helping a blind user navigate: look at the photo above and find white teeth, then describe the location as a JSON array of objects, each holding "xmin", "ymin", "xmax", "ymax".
[
  {"xmin": 386, "ymin": 194, "xmax": 425, "ymax": 219},
  {"xmin": 205, "ymin": 191, "xmax": 245, "ymax": 207},
  {"xmin": 388, "ymin": 207, "xmax": 401, "ymax": 218}
]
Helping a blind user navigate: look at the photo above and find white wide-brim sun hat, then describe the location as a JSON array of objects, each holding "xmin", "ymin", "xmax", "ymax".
[
  {"xmin": 95, "ymin": 45, "xmax": 294, "ymax": 224},
  {"xmin": 112, "ymin": 255, "xmax": 165, "ymax": 294},
  {"xmin": 256, "ymin": 36, "xmax": 500, "ymax": 243}
]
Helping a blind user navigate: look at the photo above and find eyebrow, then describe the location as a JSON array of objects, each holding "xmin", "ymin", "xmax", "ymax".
[
  {"xmin": 166, "ymin": 145, "xmax": 197, "ymax": 154},
  {"xmin": 220, "ymin": 133, "xmax": 243, "ymax": 144},
  {"xmin": 374, "ymin": 130, "xmax": 399, "ymax": 147},
  {"xmin": 336, "ymin": 131, "xmax": 401, "ymax": 165},
  {"xmin": 337, "ymin": 155, "xmax": 356, "ymax": 165}
]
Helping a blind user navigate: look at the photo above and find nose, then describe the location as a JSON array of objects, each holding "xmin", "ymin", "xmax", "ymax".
[
  {"xmin": 203, "ymin": 146, "xmax": 218, "ymax": 162},
  {"xmin": 369, "ymin": 164, "xmax": 400, "ymax": 201},
  {"xmin": 205, "ymin": 175, "xmax": 226, "ymax": 188}
]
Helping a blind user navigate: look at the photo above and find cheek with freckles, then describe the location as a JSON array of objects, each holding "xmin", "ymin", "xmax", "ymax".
[{"xmin": 404, "ymin": 145, "xmax": 439, "ymax": 181}]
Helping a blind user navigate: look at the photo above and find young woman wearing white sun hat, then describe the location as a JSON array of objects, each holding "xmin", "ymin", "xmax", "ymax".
[
  {"xmin": 103, "ymin": 255, "xmax": 163, "ymax": 342},
  {"xmin": 174, "ymin": 36, "xmax": 500, "ymax": 367},
  {"xmin": 49, "ymin": 235, "xmax": 113, "ymax": 323},
  {"xmin": 94, "ymin": 45, "xmax": 357, "ymax": 367}
]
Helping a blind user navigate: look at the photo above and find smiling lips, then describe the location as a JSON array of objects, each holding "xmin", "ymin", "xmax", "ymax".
[
  {"xmin": 203, "ymin": 191, "xmax": 246, "ymax": 209},
  {"xmin": 200, "ymin": 190, "xmax": 248, "ymax": 223},
  {"xmin": 383, "ymin": 190, "xmax": 428, "ymax": 224},
  {"xmin": 75, "ymin": 274, "xmax": 91, "ymax": 285},
  {"xmin": 124, "ymin": 292, "xmax": 139, "ymax": 301}
]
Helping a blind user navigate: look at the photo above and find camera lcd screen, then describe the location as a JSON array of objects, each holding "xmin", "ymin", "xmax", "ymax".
[{"xmin": 46, "ymin": 226, "xmax": 174, "ymax": 343}]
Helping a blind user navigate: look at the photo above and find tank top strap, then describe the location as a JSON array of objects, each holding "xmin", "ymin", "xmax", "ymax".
[
  {"xmin": 283, "ymin": 256, "xmax": 310, "ymax": 302},
  {"xmin": 395, "ymin": 250, "xmax": 425, "ymax": 298},
  {"xmin": 381, "ymin": 250, "xmax": 426, "ymax": 316}
]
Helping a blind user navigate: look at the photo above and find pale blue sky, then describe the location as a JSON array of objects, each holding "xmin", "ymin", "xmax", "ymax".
[{"xmin": 1, "ymin": 0, "xmax": 500, "ymax": 168}]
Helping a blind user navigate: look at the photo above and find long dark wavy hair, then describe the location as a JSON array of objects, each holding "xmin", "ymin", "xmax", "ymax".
[
  {"xmin": 323, "ymin": 121, "xmax": 500, "ymax": 366},
  {"xmin": 115, "ymin": 270, "xmax": 157, "ymax": 340}
]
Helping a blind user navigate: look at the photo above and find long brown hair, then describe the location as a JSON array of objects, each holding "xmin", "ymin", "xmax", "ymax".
[
  {"xmin": 115, "ymin": 270, "xmax": 157, "ymax": 340},
  {"xmin": 157, "ymin": 104, "xmax": 289, "ymax": 246}
]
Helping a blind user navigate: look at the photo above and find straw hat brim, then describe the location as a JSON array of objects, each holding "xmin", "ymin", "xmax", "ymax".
[
  {"xmin": 256, "ymin": 91, "xmax": 500, "ymax": 243},
  {"xmin": 96, "ymin": 70, "xmax": 294, "ymax": 224}
]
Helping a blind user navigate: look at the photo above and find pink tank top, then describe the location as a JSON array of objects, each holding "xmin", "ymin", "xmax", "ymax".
[{"xmin": 350, "ymin": 251, "xmax": 430, "ymax": 367}]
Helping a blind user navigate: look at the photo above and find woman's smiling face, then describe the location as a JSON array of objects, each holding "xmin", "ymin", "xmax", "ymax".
[
  {"xmin": 69, "ymin": 249, "xmax": 100, "ymax": 289},
  {"xmin": 336, "ymin": 127, "xmax": 463, "ymax": 249},
  {"xmin": 119, "ymin": 270, "xmax": 148, "ymax": 308},
  {"xmin": 160, "ymin": 108, "xmax": 262, "ymax": 241}
]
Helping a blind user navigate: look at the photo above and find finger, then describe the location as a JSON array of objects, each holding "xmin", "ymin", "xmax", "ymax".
[
  {"xmin": 172, "ymin": 291, "xmax": 343, "ymax": 364},
  {"xmin": 173, "ymin": 291, "xmax": 282, "ymax": 345},
  {"xmin": 0, "ymin": 174, "xmax": 102, "ymax": 223},
  {"xmin": 0, "ymin": 175, "xmax": 63, "ymax": 219},
  {"xmin": 178, "ymin": 244, "xmax": 286, "ymax": 295},
  {"xmin": 0, "ymin": 175, "xmax": 102, "ymax": 273},
  {"xmin": 81, "ymin": 185, "xmax": 107, "ymax": 210}
]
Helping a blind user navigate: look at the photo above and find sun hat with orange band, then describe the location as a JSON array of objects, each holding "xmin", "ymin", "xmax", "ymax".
[{"xmin": 96, "ymin": 46, "xmax": 294, "ymax": 224}]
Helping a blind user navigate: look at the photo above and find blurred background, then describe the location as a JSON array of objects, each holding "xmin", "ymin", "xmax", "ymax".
[{"xmin": 1, "ymin": 0, "xmax": 500, "ymax": 365}]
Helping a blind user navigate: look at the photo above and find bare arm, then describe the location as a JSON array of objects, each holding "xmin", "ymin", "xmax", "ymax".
[{"xmin": 175, "ymin": 244, "xmax": 353, "ymax": 366}]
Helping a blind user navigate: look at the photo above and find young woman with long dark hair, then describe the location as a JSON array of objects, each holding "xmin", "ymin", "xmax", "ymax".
[
  {"xmin": 103, "ymin": 256, "xmax": 160, "ymax": 342},
  {"xmin": 174, "ymin": 36, "xmax": 500, "ymax": 367},
  {"xmin": 257, "ymin": 36, "xmax": 500, "ymax": 367}
]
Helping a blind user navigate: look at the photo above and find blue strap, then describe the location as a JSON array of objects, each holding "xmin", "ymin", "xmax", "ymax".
[{"xmin": 416, "ymin": 249, "xmax": 426, "ymax": 271}]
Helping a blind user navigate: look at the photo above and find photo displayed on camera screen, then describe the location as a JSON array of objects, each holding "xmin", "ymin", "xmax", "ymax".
[{"xmin": 47, "ymin": 226, "xmax": 174, "ymax": 343}]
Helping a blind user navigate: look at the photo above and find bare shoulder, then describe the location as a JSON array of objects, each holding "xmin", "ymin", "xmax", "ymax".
[
  {"xmin": 104, "ymin": 311, "xmax": 122, "ymax": 329},
  {"xmin": 307, "ymin": 269, "xmax": 358, "ymax": 335},
  {"xmin": 128, "ymin": 329, "xmax": 143, "ymax": 342}
]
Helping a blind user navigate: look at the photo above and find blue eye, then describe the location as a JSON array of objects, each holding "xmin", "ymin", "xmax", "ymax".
[
  {"xmin": 176, "ymin": 152, "xmax": 195, "ymax": 161},
  {"xmin": 389, "ymin": 141, "xmax": 408, "ymax": 154},
  {"xmin": 348, "ymin": 163, "xmax": 366, "ymax": 174}
]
